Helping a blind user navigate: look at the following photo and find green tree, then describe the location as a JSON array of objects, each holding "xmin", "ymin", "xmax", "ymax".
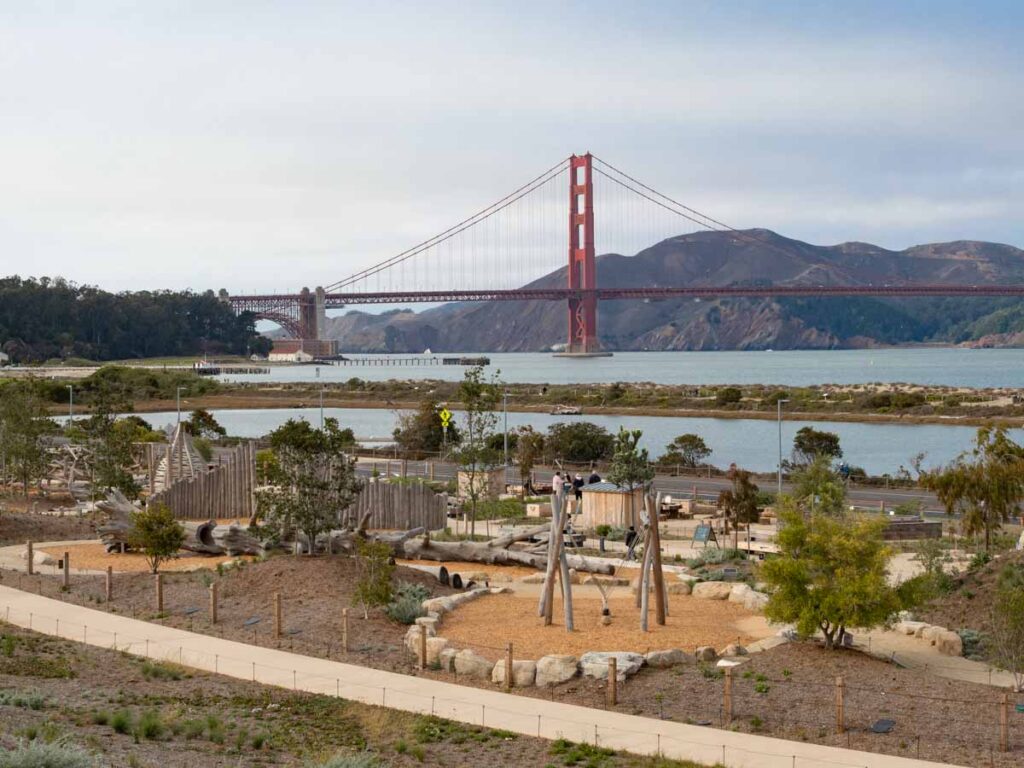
[
  {"xmin": 657, "ymin": 433, "xmax": 711, "ymax": 469},
  {"xmin": 514, "ymin": 425, "xmax": 545, "ymax": 498},
  {"xmin": 352, "ymin": 539, "xmax": 395, "ymax": 619},
  {"xmin": 393, "ymin": 399, "xmax": 460, "ymax": 456},
  {"xmin": 256, "ymin": 419, "xmax": 363, "ymax": 552},
  {"xmin": 790, "ymin": 455, "xmax": 847, "ymax": 515},
  {"xmin": 921, "ymin": 426, "xmax": 1024, "ymax": 551},
  {"xmin": 606, "ymin": 428, "xmax": 655, "ymax": 527},
  {"xmin": 454, "ymin": 366, "xmax": 500, "ymax": 537},
  {"xmin": 82, "ymin": 385, "xmax": 141, "ymax": 499},
  {"xmin": 545, "ymin": 422, "xmax": 614, "ymax": 463},
  {"xmin": 715, "ymin": 387, "xmax": 742, "ymax": 406},
  {"xmin": 717, "ymin": 466, "xmax": 760, "ymax": 542},
  {"xmin": 129, "ymin": 503, "xmax": 186, "ymax": 574},
  {"xmin": 762, "ymin": 504, "xmax": 901, "ymax": 649},
  {"xmin": 991, "ymin": 563, "xmax": 1024, "ymax": 692},
  {"xmin": 0, "ymin": 385, "xmax": 55, "ymax": 497},
  {"xmin": 792, "ymin": 426, "xmax": 843, "ymax": 465},
  {"xmin": 184, "ymin": 408, "xmax": 226, "ymax": 439}
]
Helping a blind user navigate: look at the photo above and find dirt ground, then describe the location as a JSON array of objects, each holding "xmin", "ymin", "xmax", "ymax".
[
  {"xmin": 38, "ymin": 542, "xmax": 252, "ymax": 573},
  {"xmin": 0, "ymin": 623, "xmax": 704, "ymax": 768},
  {"xmin": 0, "ymin": 510, "xmax": 97, "ymax": 547},
  {"xmin": 440, "ymin": 591, "xmax": 770, "ymax": 661}
]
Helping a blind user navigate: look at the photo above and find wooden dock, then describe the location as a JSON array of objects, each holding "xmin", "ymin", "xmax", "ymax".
[{"xmin": 332, "ymin": 356, "xmax": 490, "ymax": 367}]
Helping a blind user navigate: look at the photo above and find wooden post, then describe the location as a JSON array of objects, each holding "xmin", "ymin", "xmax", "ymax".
[
  {"xmin": 105, "ymin": 566, "xmax": 112, "ymax": 602},
  {"xmin": 639, "ymin": 529, "xmax": 654, "ymax": 631},
  {"xmin": 428, "ymin": 461, "xmax": 434, "ymax": 481},
  {"xmin": 1000, "ymin": 692, "xmax": 1009, "ymax": 752},
  {"xmin": 647, "ymin": 495, "xmax": 666, "ymax": 626},
  {"xmin": 209, "ymin": 583, "xmax": 218, "ymax": 624},
  {"xmin": 607, "ymin": 657, "xmax": 617, "ymax": 706},
  {"xmin": 505, "ymin": 642, "xmax": 513, "ymax": 690},
  {"xmin": 723, "ymin": 667, "xmax": 733, "ymax": 725},
  {"xmin": 419, "ymin": 624, "xmax": 427, "ymax": 669},
  {"xmin": 62, "ymin": 551, "xmax": 70, "ymax": 589},
  {"xmin": 155, "ymin": 573, "xmax": 163, "ymax": 613},
  {"xmin": 835, "ymin": 676, "xmax": 845, "ymax": 734},
  {"xmin": 539, "ymin": 494, "xmax": 562, "ymax": 624},
  {"xmin": 274, "ymin": 592, "xmax": 282, "ymax": 638},
  {"xmin": 342, "ymin": 608, "xmax": 349, "ymax": 653},
  {"xmin": 26, "ymin": 540, "xmax": 33, "ymax": 576}
]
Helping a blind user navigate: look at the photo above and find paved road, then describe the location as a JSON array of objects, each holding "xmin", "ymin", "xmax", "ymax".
[
  {"xmin": 0, "ymin": 584, "xmax": 961, "ymax": 768},
  {"xmin": 356, "ymin": 457, "xmax": 944, "ymax": 514}
]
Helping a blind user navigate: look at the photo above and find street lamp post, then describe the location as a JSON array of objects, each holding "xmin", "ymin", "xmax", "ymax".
[
  {"xmin": 777, "ymin": 398, "xmax": 790, "ymax": 494},
  {"xmin": 66, "ymin": 385, "xmax": 73, "ymax": 423},
  {"xmin": 502, "ymin": 391, "xmax": 509, "ymax": 467},
  {"xmin": 319, "ymin": 387, "xmax": 325, "ymax": 429},
  {"xmin": 176, "ymin": 387, "xmax": 186, "ymax": 426}
]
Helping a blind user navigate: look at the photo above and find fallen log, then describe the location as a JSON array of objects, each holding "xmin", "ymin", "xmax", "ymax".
[
  {"xmin": 400, "ymin": 536, "xmax": 615, "ymax": 574},
  {"xmin": 182, "ymin": 520, "xmax": 223, "ymax": 555},
  {"xmin": 212, "ymin": 524, "xmax": 263, "ymax": 556}
]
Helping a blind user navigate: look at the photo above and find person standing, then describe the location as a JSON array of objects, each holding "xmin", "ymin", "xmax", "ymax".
[{"xmin": 572, "ymin": 473, "xmax": 584, "ymax": 501}]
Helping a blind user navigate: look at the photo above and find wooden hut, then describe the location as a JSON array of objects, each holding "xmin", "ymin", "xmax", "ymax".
[
  {"xmin": 456, "ymin": 467, "xmax": 505, "ymax": 500},
  {"xmin": 578, "ymin": 482, "xmax": 645, "ymax": 529}
]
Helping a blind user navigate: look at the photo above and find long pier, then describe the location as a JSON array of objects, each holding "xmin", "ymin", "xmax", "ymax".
[{"xmin": 330, "ymin": 356, "xmax": 490, "ymax": 367}]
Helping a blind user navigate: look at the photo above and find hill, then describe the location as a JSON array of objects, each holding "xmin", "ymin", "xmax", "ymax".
[{"xmin": 319, "ymin": 229, "xmax": 1024, "ymax": 352}]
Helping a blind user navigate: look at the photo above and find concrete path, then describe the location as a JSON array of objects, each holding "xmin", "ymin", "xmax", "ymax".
[
  {"xmin": 0, "ymin": 584, "xmax": 961, "ymax": 768},
  {"xmin": 855, "ymin": 629, "xmax": 1017, "ymax": 688}
]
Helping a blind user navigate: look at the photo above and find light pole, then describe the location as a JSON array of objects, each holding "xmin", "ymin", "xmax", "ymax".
[
  {"xmin": 176, "ymin": 387, "xmax": 186, "ymax": 426},
  {"xmin": 66, "ymin": 385, "xmax": 73, "ymax": 424},
  {"xmin": 319, "ymin": 387, "xmax": 325, "ymax": 429},
  {"xmin": 502, "ymin": 391, "xmax": 510, "ymax": 467},
  {"xmin": 777, "ymin": 398, "xmax": 790, "ymax": 494}
]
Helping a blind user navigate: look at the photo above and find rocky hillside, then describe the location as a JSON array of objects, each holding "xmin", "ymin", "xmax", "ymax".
[{"xmin": 319, "ymin": 230, "xmax": 1024, "ymax": 352}]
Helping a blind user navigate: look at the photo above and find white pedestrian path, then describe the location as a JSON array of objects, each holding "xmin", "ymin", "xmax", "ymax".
[{"xmin": 0, "ymin": 584, "xmax": 962, "ymax": 768}]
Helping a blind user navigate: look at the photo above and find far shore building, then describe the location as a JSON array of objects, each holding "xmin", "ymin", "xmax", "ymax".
[
  {"xmin": 0, "ymin": 350, "xmax": 8, "ymax": 366},
  {"xmin": 268, "ymin": 338, "xmax": 337, "ymax": 362}
]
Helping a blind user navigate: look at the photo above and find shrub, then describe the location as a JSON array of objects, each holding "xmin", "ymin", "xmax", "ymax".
[
  {"xmin": 715, "ymin": 387, "xmax": 742, "ymax": 406},
  {"xmin": 110, "ymin": 710, "xmax": 133, "ymax": 735},
  {"xmin": 385, "ymin": 594, "xmax": 425, "ymax": 624},
  {"xmin": 0, "ymin": 690, "xmax": 46, "ymax": 710},
  {"xmin": 140, "ymin": 661, "xmax": 184, "ymax": 681},
  {"xmin": 0, "ymin": 741, "xmax": 95, "ymax": 768},
  {"xmin": 136, "ymin": 710, "xmax": 164, "ymax": 740}
]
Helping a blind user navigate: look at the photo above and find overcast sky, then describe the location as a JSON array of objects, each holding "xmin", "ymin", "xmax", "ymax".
[{"xmin": 1, "ymin": 1, "xmax": 1022, "ymax": 294}]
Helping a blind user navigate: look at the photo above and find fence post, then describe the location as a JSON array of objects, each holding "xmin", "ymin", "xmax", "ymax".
[
  {"xmin": 105, "ymin": 566, "xmax": 112, "ymax": 602},
  {"xmin": 342, "ymin": 608, "xmax": 349, "ymax": 653},
  {"xmin": 505, "ymin": 642, "xmax": 514, "ymax": 690},
  {"xmin": 835, "ymin": 675, "xmax": 845, "ymax": 734},
  {"xmin": 155, "ymin": 573, "xmax": 163, "ymax": 613},
  {"xmin": 419, "ymin": 624, "xmax": 427, "ymax": 669},
  {"xmin": 209, "ymin": 583, "xmax": 218, "ymax": 624},
  {"xmin": 607, "ymin": 657, "xmax": 617, "ymax": 706},
  {"xmin": 1000, "ymin": 692, "xmax": 1009, "ymax": 752},
  {"xmin": 62, "ymin": 551, "xmax": 70, "ymax": 589},
  {"xmin": 26, "ymin": 540, "xmax": 33, "ymax": 576},
  {"xmin": 723, "ymin": 667, "xmax": 733, "ymax": 725},
  {"xmin": 274, "ymin": 592, "xmax": 282, "ymax": 638}
]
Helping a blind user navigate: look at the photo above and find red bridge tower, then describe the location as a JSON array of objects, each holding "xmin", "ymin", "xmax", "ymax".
[{"xmin": 562, "ymin": 153, "xmax": 609, "ymax": 356}]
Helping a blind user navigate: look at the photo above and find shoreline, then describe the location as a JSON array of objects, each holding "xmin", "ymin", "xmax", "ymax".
[{"xmin": 75, "ymin": 392, "xmax": 1024, "ymax": 429}]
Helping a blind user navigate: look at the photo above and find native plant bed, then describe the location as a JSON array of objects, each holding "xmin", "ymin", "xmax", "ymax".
[
  {"xmin": 0, "ymin": 623, "xmax": 716, "ymax": 768},
  {"xmin": 0, "ymin": 507, "xmax": 98, "ymax": 547}
]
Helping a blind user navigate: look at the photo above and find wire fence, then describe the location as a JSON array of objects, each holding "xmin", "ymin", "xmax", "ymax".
[
  {"xmin": 0, "ymin": 596, "xmax": 946, "ymax": 768},
  {"xmin": 4, "ymin": 567, "xmax": 1022, "ymax": 766}
]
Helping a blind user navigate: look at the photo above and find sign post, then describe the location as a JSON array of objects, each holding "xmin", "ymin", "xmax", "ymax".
[{"xmin": 439, "ymin": 408, "xmax": 452, "ymax": 452}]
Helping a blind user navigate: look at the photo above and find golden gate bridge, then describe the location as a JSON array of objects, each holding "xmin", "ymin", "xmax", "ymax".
[{"xmin": 228, "ymin": 153, "xmax": 1024, "ymax": 355}]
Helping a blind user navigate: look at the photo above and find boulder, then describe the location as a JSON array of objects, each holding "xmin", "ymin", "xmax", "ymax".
[
  {"xmin": 742, "ymin": 591, "xmax": 769, "ymax": 612},
  {"xmin": 438, "ymin": 648, "xmax": 458, "ymax": 673},
  {"xmin": 404, "ymin": 624, "xmax": 436, "ymax": 654},
  {"xmin": 727, "ymin": 583, "xmax": 752, "ymax": 603},
  {"xmin": 21, "ymin": 549, "xmax": 54, "ymax": 567},
  {"xmin": 453, "ymin": 649, "xmax": 494, "ymax": 680},
  {"xmin": 921, "ymin": 626, "xmax": 943, "ymax": 644},
  {"xmin": 692, "ymin": 582, "xmax": 732, "ymax": 600},
  {"xmin": 676, "ymin": 573, "xmax": 700, "ymax": 584},
  {"xmin": 579, "ymin": 651, "xmax": 645, "ymax": 681},
  {"xmin": 915, "ymin": 624, "xmax": 932, "ymax": 639},
  {"xmin": 667, "ymin": 582, "xmax": 692, "ymax": 596},
  {"xmin": 695, "ymin": 646, "xmax": 718, "ymax": 662},
  {"xmin": 425, "ymin": 637, "xmax": 449, "ymax": 665},
  {"xmin": 896, "ymin": 620, "xmax": 928, "ymax": 636},
  {"xmin": 491, "ymin": 660, "xmax": 537, "ymax": 687},
  {"xmin": 721, "ymin": 644, "xmax": 748, "ymax": 657},
  {"xmin": 645, "ymin": 649, "xmax": 689, "ymax": 668},
  {"xmin": 415, "ymin": 616, "xmax": 440, "ymax": 631},
  {"xmin": 422, "ymin": 596, "xmax": 455, "ymax": 615},
  {"xmin": 535, "ymin": 654, "xmax": 578, "ymax": 686},
  {"xmin": 935, "ymin": 629, "xmax": 963, "ymax": 657},
  {"xmin": 519, "ymin": 573, "xmax": 546, "ymax": 584}
]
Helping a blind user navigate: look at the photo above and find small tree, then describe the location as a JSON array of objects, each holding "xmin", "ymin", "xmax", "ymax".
[
  {"xmin": 606, "ymin": 428, "xmax": 655, "ymax": 527},
  {"xmin": 792, "ymin": 426, "xmax": 842, "ymax": 466},
  {"xmin": 991, "ymin": 563, "xmax": 1024, "ymax": 691},
  {"xmin": 762, "ymin": 504, "xmax": 901, "ymax": 648},
  {"xmin": 129, "ymin": 503, "xmax": 185, "ymax": 574},
  {"xmin": 256, "ymin": 418, "xmax": 363, "ymax": 551},
  {"xmin": 921, "ymin": 426, "xmax": 1024, "ymax": 552},
  {"xmin": 790, "ymin": 455, "xmax": 847, "ymax": 515},
  {"xmin": 0, "ymin": 385, "xmax": 54, "ymax": 497},
  {"xmin": 545, "ymin": 421, "xmax": 614, "ymax": 463},
  {"xmin": 454, "ymin": 366, "xmax": 501, "ymax": 537},
  {"xmin": 352, "ymin": 539, "xmax": 395, "ymax": 619},
  {"xmin": 393, "ymin": 398, "xmax": 460, "ymax": 456},
  {"xmin": 514, "ymin": 425, "xmax": 545, "ymax": 497},
  {"xmin": 185, "ymin": 408, "xmax": 226, "ymax": 439},
  {"xmin": 657, "ymin": 433, "xmax": 711, "ymax": 469},
  {"xmin": 717, "ymin": 466, "xmax": 759, "ymax": 544},
  {"xmin": 715, "ymin": 387, "xmax": 742, "ymax": 406}
]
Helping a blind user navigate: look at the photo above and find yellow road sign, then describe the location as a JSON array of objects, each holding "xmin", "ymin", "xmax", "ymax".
[{"xmin": 439, "ymin": 408, "xmax": 452, "ymax": 427}]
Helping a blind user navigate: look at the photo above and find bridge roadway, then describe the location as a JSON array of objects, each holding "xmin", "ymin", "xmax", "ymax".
[{"xmin": 354, "ymin": 457, "xmax": 943, "ymax": 515}]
